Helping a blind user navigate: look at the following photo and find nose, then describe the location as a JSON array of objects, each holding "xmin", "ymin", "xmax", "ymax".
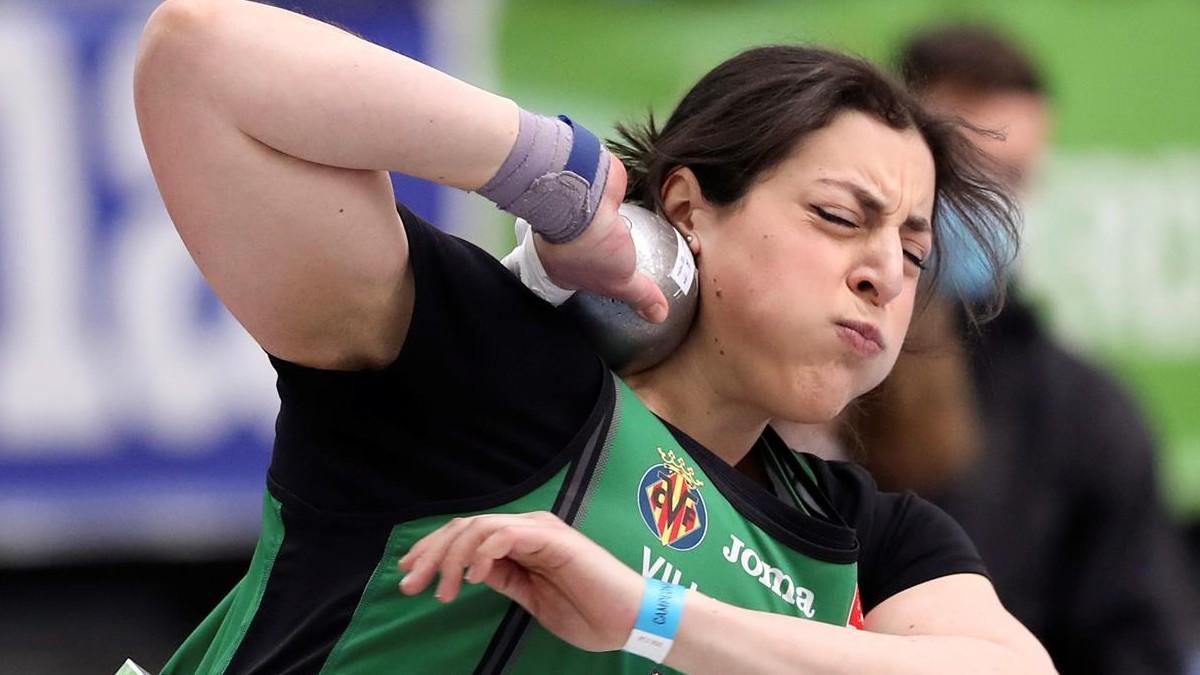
[{"xmin": 847, "ymin": 232, "xmax": 905, "ymax": 307}]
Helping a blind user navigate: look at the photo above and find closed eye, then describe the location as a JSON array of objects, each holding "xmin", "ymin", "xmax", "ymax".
[
  {"xmin": 816, "ymin": 205, "xmax": 927, "ymax": 271},
  {"xmin": 814, "ymin": 206, "xmax": 855, "ymax": 227},
  {"xmin": 904, "ymin": 251, "xmax": 928, "ymax": 271}
]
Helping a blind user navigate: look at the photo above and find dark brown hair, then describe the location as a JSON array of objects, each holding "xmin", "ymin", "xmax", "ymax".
[
  {"xmin": 607, "ymin": 45, "xmax": 1018, "ymax": 319},
  {"xmin": 898, "ymin": 24, "xmax": 1046, "ymax": 97}
]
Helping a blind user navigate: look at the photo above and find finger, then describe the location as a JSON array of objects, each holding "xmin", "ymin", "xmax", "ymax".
[
  {"xmin": 399, "ymin": 521, "xmax": 451, "ymax": 572},
  {"xmin": 465, "ymin": 524, "xmax": 525, "ymax": 589},
  {"xmin": 463, "ymin": 530, "xmax": 509, "ymax": 587},
  {"xmin": 468, "ymin": 516, "xmax": 560, "ymax": 584},
  {"xmin": 617, "ymin": 272, "xmax": 669, "ymax": 324},
  {"xmin": 398, "ymin": 545, "xmax": 421, "ymax": 573},
  {"xmin": 435, "ymin": 516, "xmax": 527, "ymax": 603},
  {"xmin": 398, "ymin": 517, "xmax": 473, "ymax": 595},
  {"xmin": 481, "ymin": 558, "xmax": 534, "ymax": 611},
  {"xmin": 400, "ymin": 527, "xmax": 449, "ymax": 572},
  {"xmin": 462, "ymin": 513, "xmax": 560, "ymax": 583},
  {"xmin": 475, "ymin": 520, "xmax": 564, "ymax": 569}
]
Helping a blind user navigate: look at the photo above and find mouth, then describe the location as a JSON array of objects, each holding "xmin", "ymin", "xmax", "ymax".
[{"xmin": 834, "ymin": 320, "xmax": 885, "ymax": 357}]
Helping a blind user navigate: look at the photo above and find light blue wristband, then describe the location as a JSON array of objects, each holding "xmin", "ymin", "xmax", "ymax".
[{"xmin": 621, "ymin": 578, "xmax": 688, "ymax": 663}]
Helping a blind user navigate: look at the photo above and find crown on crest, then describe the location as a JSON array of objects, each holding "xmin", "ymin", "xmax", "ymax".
[{"xmin": 657, "ymin": 447, "xmax": 704, "ymax": 489}]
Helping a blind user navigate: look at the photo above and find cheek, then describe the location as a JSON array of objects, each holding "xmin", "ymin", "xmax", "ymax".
[
  {"xmin": 707, "ymin": 230, "xmax": 842, "ymax": 325},
  {"xmin": 698, "ymin": 256, "xmax": 766, "ymax": 350},
  {"xmin": 698, "ymin": 232, "xmax": 851, "ymax": 406}
]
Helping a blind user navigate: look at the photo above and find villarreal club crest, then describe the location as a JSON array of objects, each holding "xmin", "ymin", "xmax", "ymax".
[{"xmin": 638, "ymin": 448, "xmax": 708, "ymax": 551}]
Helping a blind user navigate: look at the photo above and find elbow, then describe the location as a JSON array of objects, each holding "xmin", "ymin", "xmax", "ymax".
[
  {"xmin": 134, "ymin": 0, "xmax": 223, "ymax": 116},
  {"xmin": 141, "ymin": 0, "xmax": 220, "ymax": 48},
  {"xmin": 147, "ymin": 0, "xmax": 228, "ymax": 30},
  {"xmin": 135, "ymin": 0, "xmax": 223, "ymax": 85}
]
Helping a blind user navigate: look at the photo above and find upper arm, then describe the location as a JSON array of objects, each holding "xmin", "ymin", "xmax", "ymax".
[
  {"xmin": 134, "ymin": 0, "xmax": 412, "ymax": 368},
  {"xmin": 865, "ymin": 574, "xmax": 1056, "ymax": 672}
]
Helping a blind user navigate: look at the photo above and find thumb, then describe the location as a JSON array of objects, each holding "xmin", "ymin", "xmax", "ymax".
[{"xmin": 616, "ymin": 273, "xmax": 669, "ymax": 324}]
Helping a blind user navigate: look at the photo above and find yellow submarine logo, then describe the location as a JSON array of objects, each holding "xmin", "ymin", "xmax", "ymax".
[{"xmin": 637, "ymin": 448, "xmax": 708, "ymax": 551}]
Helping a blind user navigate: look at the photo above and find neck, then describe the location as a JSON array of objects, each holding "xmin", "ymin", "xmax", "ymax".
[
  {"xmin": 624, "ymin": 339, "xmax": 768, "ymax": 466},
  {"xmin": 771, "ymin": 420, "xmax": 845, "ymax": 461}
]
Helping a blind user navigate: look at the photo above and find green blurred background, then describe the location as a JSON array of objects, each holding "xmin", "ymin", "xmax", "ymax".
[{"xmin": 496, "ymin": 0, "xmax": 1200, "ymax": 516}]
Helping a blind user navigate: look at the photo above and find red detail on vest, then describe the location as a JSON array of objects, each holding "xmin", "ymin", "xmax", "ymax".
[{"xmin": 847, "ymin": 586, "xmax": 865, "ymax": 629}]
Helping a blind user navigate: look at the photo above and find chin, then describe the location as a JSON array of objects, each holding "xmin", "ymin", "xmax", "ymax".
[
  {"xmin": 859, "ymin": 363, "xmax": 895, "ymax": 396},
  {"xmin": 772, "ymin": 363, "xmax": 879, "ymax": 424},
  {"xmin": 773, "ymin": 384, "xmax": 854, "ymax": 425}
]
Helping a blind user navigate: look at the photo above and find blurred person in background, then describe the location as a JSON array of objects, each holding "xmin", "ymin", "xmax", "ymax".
[{"xmin": 780, "ymin": 23, "xmax": 1198, "ymax": 675}]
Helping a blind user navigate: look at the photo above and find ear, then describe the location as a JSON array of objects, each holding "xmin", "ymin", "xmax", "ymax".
[{"xmin": 661, "ymin": 167, "xmax": 713, "ymax": 254}]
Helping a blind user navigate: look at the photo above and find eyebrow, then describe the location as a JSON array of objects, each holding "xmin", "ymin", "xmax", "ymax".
[{"xmin": 816, "ymin": 178, "xmax": 930, "ymax": 233}]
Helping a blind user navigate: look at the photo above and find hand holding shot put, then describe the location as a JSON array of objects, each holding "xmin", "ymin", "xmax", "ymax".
[{"xmin": 530, "ymin": 156, "xmax": 671, "ymax": 325}]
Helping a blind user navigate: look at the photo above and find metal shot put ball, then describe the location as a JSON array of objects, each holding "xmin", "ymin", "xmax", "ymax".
[{"xmin": 560, "ymin": 203, "xmax": 699, "ymax": 375}]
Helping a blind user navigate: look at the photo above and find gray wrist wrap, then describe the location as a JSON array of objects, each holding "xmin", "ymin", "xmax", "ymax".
[{"xmin": 477, "ymin": 109, "xmax": 611, "ymax": 244}]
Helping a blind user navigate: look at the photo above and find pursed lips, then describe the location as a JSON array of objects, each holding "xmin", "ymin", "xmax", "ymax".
[{"xmin": 834, "ymin": 319, "xmax": 885, "ymax": 356}]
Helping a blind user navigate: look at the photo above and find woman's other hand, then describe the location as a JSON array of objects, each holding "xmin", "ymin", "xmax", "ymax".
[
  {"xmin": 398, "ymin": 511, "xmax": 643, "ymax": 652},
  {"xmin": 535, "ymin": 158, "xmax": 669, "ymax": 323}
]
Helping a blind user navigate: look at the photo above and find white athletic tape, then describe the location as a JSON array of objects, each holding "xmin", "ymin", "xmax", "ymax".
[{"xmin": 500, "ymin": 217, "xmax": 575, "ymax": 306}]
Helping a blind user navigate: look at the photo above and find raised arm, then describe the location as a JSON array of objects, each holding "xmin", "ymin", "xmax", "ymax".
[
  {"xmin": 134, "ymin": 0, "xmax": 519, "ymax": 368},
  {"xmin": 135, "ymin": 0, "xmax": 666, "ymax": 371}
]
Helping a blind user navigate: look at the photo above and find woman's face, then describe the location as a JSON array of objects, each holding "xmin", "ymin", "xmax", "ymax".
[{"xmin": 675, "ymin": 110, "xmax": 936, "ymax": 423}]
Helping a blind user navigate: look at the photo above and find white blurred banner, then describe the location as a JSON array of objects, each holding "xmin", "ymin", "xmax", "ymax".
[{"xmin": 0, "ymin": 0, "xmax": 497, "ymax": 562}]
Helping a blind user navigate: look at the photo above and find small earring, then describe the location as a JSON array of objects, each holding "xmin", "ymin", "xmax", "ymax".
[{"xmin": 685, "ymin": 234, "xmax": 695, "ymax": 243}]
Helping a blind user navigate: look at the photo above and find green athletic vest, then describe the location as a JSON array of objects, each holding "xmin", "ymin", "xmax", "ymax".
[{"xmin": 164, "ymin": 376, "xmax": 861, "ymax": 674}]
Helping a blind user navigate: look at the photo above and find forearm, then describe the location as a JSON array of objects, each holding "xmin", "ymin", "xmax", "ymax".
[
  {"xmin": 665, "ymin": 592, "xmax": 1053, "ymax": 675},
  {"xmin": 138, "ymin": 0, "xmax": 517, "ymax": 190}
]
